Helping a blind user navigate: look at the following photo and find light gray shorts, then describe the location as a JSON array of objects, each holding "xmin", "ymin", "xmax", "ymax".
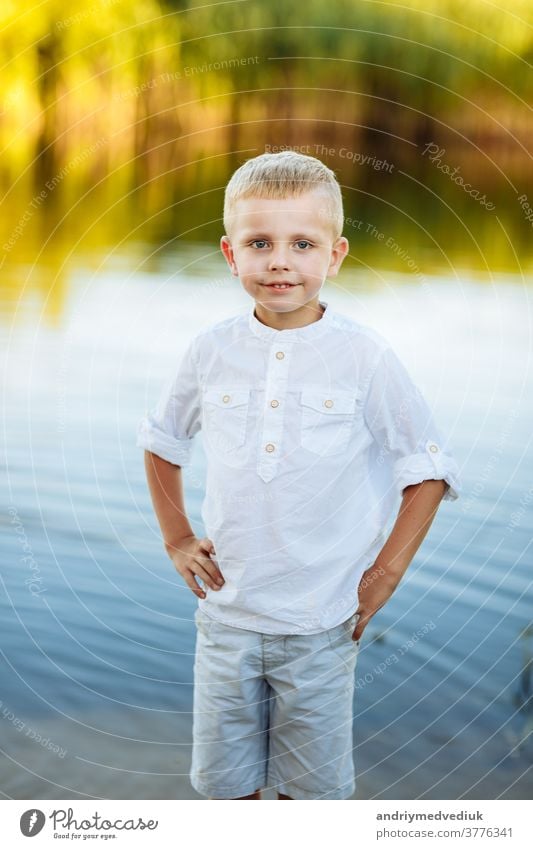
[{"xmin": 190, "ymin": 607, "xmax": 361, "ymax": 800}]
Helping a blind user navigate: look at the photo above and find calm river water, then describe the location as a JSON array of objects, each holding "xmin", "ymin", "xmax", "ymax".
[{"xmin": 1, "ymin": 248, "xmax": 532, "ymax": 799}]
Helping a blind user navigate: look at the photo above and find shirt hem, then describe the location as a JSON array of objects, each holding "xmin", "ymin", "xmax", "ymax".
[{"xmin": 197, "ymin": 604, "xmax": 359, "ymax": 636}]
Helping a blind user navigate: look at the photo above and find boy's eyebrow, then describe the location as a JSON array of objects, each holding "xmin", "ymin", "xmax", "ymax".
[{"xmin": 238, "ymin": 230, "xmax": 325, "ymax": 241}]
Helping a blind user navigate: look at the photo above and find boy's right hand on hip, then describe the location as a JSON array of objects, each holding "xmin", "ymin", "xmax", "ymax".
[{"xmin": 167, "ymin": 535, "xmax": 224, "ymax": 598}]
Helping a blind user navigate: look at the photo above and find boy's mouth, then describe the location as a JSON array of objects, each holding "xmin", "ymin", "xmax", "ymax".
[{"xmin": 262, "ymin": 281, "xmax": 299, "ymax": 290}]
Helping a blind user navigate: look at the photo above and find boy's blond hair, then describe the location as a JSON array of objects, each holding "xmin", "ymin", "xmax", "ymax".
[{"xmin": 223, "ymin": 151, "xmax": 344, "ymax": 240}]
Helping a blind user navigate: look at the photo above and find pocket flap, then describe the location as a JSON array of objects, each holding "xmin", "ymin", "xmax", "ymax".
[
  {"xmin": 300, "ymin": 390, "xmax": 358, "ymax": 414},
  {"xmin": 204, "ymin": 387, "xmax": 250, "ymax": 408}
]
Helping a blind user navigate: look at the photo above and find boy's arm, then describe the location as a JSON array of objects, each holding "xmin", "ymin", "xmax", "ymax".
[
  {"xmin": 144, "ymin": 450, "xmax": 224, "ymax": 598},
  {"xmin": 352, "ymin": 478, "xmax": 447, "ymax": 641},
  {"xmin": 137, "ymin": 338, "xmax": 224, "ymax": 598},
  {"xmin": 144, "ymin": 450, "xmax": 194, "ymax": 552},
  {"xmin": 352, "ymin": 344, "xmax": 462, "ymax": 641}
]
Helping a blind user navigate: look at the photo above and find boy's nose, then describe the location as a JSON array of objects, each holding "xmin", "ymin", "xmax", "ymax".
[{"xmin": 268, "ymin": 248, "xmax": 291, "ymax": 271}]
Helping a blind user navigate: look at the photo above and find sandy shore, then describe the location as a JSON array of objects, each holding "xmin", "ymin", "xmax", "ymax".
[
  {"xmin": 0, "ymin": 712, "xmax": 362, "ymax": 800},
  {"xmin": 1, "ymin": 710, "xmax": 530, "ymax": 800}
]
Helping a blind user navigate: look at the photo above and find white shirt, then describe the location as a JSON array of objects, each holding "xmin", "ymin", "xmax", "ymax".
[{"xmin": 136, "ymin": 299, "xmax": 461, "ymax": 634}]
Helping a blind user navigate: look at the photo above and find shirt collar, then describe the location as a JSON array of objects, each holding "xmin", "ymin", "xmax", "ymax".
[{"xmin": 247, "ymin": 299, "xmax": 332, "ymax": 342}]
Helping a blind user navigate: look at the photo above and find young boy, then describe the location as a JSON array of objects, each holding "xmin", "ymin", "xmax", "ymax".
[{"xmin": 136, "ymin": 151, "xmax": 461, "ymax": 801}]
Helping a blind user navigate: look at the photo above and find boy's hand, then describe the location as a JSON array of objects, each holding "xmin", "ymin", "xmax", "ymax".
[
  {"xmin": 166, "ymin": 535, "xmax": 224, "ymax": 598},
  {"xmin": 351, "ymin": 564, "xmax": 401, "ymax": 642}
]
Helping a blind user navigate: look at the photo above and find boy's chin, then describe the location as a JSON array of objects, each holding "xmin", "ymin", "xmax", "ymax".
[
  {"xmin": 254, "ymin": 292, "xmax": 321, "ymax": 313},
  {"xmin": 257, "ymin": 299, "xmax": 305, "ymax": 313}
]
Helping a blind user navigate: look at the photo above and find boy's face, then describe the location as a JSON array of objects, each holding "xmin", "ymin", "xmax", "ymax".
[{"xmin": 220, "ymin": 191, "xmax": 349, "ymax": 322}]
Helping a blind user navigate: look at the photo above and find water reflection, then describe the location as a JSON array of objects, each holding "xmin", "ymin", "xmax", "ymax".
[{"xmin": 2, "ymin": 160, "xmax": 532, "ymax": 330}]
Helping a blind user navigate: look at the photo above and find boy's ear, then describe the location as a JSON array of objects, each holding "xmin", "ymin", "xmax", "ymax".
[
  {"xmin": 328, "ymin": 236, "xmax": 349, "ymax": 277},
  {"xmin": 220, "ymin": 235, "xmax": 239, "ymax": 276}
]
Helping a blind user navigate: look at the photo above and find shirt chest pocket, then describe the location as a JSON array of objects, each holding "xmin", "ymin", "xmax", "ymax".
[
  {"xmin": 300, "ymin": 390, "xmax": 362, "ymax": 457},
  {"xmin": 203, "ymin": 387, "xmax": 251, "ymax": 452}
]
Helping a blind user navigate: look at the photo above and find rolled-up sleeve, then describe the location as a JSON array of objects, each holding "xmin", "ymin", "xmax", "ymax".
[
  {"xmin": 363, "ymin": 346, "xmax": 461, "ymax": 501},
  {"xmin": 136, "ymin": 338, "xmax": 201, "ymax": 467}
]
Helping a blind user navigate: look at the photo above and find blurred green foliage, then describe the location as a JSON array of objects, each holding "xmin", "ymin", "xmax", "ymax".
[
  {"xmin": 1, "ymin": 0, "xmax": 530, "ymax": 177},
  {"xmin": 0, "ymin": 0, "xmax": 531, "ymax": 283}
]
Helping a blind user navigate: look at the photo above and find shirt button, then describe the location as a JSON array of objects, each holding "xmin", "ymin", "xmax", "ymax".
[
  {"xmin": 429, "ymin": 443, "xmax": 439, "ymax": 453},
  {"xmin": 265, "ymin": 443, "xmax": 276, "ymax": 453},
  {"xmin": 222, "ymin": 394, "xmax": 231, "ymax": 403},
  {"xmin": 324, "ymin": 399, "xmax": 334, "ymax": 408},
  {"xmin": 270, "ymin": 399, "xmax": 279, "ymax": 408},
  {"xmin": 275, "ymin": 351, "xmax": 285, "ymax": 360}
]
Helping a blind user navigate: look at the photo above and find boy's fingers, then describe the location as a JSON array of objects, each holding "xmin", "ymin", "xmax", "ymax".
[
  {"xmin": 352, "ymin": 611, "xmax": 365, "ymax": 641},
  {"xmin": 195, "ymin": 542, "xmax": 223, "ymax": 585},
  {"xmin": 199, "ymin": 537, "xmax": 216, "ymax": 555},
  {"xmin": 194, "ymin": 555, "xmax": 225, "ymax": 585},
  {"xmin": 352, "ymin": 624, "xmax": 363, "ymax": 641},
  {"xmin": 191, "ymin": 559, "xmax": 224, "ymax": 590},
  {"xmin": 182, "ymin": 570, "xmax": 207, "ymax": 598}
]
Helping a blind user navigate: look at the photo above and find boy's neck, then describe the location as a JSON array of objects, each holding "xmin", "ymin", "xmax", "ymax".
[{"xmin": 253, "ymin": 299, "xmax": 325, "ymax": 331}]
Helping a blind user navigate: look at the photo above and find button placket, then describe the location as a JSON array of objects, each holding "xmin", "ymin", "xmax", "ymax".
[{"xmin": 257, "ymin": 343, "xmax": 292, "ymax": 482}]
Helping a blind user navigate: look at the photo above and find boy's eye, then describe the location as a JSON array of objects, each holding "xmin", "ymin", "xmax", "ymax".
[{"xmin": 249, "ymin": 239, "xmax": 312, "ymax": 249}]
